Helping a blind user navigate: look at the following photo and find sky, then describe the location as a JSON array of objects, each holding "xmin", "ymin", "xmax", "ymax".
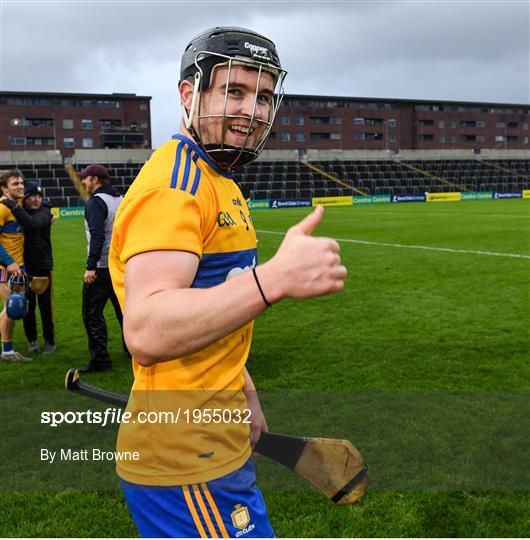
[{"xmin": 1, "ymin": 0, "xmax": 528, "ymax": 147}]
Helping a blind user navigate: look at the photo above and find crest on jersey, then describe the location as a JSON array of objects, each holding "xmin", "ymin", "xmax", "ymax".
[{"xmin": 231, "ymin": 504, "xmax": 250, "ymax": 529}]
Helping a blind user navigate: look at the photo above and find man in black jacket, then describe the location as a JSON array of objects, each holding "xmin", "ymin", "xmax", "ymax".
[
  {"xmin": 78, "ymin": 164, "xmax": 125, "ymax": 372},
  {"xmin": 1, "ymin": 181, "xmax": 55, "ymax": 355}
]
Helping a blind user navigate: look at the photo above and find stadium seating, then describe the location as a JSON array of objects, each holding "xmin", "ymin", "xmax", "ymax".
[
  {"xmin": 233, "ymin": 159, "xmax": 530, "ymax": 199},
  {"xmin": 2, "ymin": 157, "xmax": 529, "ymax": 206}
]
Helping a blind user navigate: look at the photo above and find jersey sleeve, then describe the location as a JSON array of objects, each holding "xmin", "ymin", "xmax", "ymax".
[{"xmin": 114, "ymin": 187, "xmax": 203, "ymax": 264}]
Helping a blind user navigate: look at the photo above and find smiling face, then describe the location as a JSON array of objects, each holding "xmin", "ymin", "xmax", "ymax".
[
  {"xmin": 181, "ymin": 63, "xmax": 275, "ymax": 151},
  {"xmin": 1, "ymin": 175, "xmax": 25, "ymax": 201}
]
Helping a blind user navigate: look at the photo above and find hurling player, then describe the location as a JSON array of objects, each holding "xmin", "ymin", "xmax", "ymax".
[
  {"xmin": 0, "ymin": 169, "xmax": 31, "ymax": 362},
  {"xmin": 109, "ymin": 26, "xmax": 346, "ymax": 537}
]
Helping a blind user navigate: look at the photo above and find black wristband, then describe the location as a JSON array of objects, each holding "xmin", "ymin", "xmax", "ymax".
[{"xmin": 252, "ymin": 267, "xmax": 271, "ymax": 307}]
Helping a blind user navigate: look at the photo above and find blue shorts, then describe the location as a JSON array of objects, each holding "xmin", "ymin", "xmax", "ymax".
[{"xmin": 119, "ymin": 459, "xmax": 274, "ymax": 538}]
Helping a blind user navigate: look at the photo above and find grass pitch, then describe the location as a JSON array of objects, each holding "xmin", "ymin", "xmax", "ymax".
[{"xmin": 0, "ymin": 199, "xmax": 529, "ymax": 537}]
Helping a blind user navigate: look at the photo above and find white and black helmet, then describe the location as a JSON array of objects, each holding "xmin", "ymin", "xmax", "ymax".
[{"xmin": 179, "ymin": 26, "xmax": 287, "ymax": 170}]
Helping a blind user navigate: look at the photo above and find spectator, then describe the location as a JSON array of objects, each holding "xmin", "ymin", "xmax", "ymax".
[
  {"xmin": 5, "ymin": 181, "xmax": 55, "ymax": 354},
  {"xmin": 78, "ymin": 164, "xmax": 125, "ymax": 373}
]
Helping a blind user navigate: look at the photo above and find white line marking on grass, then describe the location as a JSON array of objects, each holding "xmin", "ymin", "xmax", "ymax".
[
  {"xmin": 344, "ymin": 211, "xmax": 529, "ymax": 219},
  {"xmin": 256, "ymin": 230, "xmax": 530, "ymax": 260}
]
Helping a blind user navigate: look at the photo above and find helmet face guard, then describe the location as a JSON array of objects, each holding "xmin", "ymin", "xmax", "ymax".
[
  {"xmin": 180, "ymin": 27, "xmax": 287, "ymax": 170},
  {"xmin": 8, "ymin": 272, "xmax": 29, "ymax": 294},
  {"xmin": 7, "ymin": 272, "xmax": 29, "ymax": 320}
]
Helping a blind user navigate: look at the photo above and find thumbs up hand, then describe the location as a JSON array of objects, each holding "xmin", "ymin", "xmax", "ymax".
[{"xmin": 258, "ymin": 206, "xmax": 347, "ymax": 303}]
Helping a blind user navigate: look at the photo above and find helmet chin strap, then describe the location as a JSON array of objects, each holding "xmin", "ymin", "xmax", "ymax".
[{"xmin": 181, "ymin": 72, "xmax": 201, "ymax": 130}]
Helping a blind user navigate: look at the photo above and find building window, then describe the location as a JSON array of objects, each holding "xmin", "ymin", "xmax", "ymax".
[
  {"xmin": 10, "ymin": 118, "xmax": 29, "ymax": 127},
  {"xmin": 295, "ymin": 133, "xmax": 305, "ymax": 142},
  {"xmin": 10, "ymin": 137, "xmax": 26, "ymax": 145},
  {"xmin": 25, "ymin": 137, "xmax": 54, "ymax": 146},
  {"xmin": 477, "ymin": 121, "xmax": 485, "ymax": 128},
  {"xmin": 311, "ymin": 116, "xmax": 339, "ymax": 124},
  {"xmin": 387, "ymin": 118, "xmax": 396, "ymax": 128},
  {"xmin": 496, "ymin": 122, "xmax": 506, "ymax": 129},
  {"xmin": 419, "ymin": 134, "xmax": 434, "ymax": 141},
  {"xmin": 388, "ymin": 133, "xmax": 396, "ymax": 143},
  {"xmin": 419, "ymin": 119, "xmax": 433, "ymax": 127},
  {"xmin": 495, "ymin": 135, "xmax": 505, "ymax": 142},
  {"xmin": 82, "ymin": 137, "xmax": 94, "ymax": 148},
  {"xmin": 449, "ymin": 135, "xmax": 456, "ymax": 143},
  {"xmin": 461, "ymin": 134, "xmax": 478, "ymax": 141},
  {"xmin": 365, "ymin": 118, "xmax": 383, "ymax": 126},
  {"xmin": 437, "ymin": 120, "xmax": 445, "ymax": 129},
  {"xmin": 295, "ymin": 116, "xmax": 304, "ymax": 126},
  {"xmin": 81, "ymin": 119, "xmax": 93, "ymax": 129},
  {"xmin": 450, "ymin": 121, "xmax": 457, "ymax": 129},
  {"xmin": 281, "ymin": 132, "xmax": 291, "ymax": 142},
  {"xmin": 439, "ymin": 135, "xmax": 445, "ymax": 143},
  {"xmin": 140, "ymin": 103, "xmax": 148, "ymax": 110},
  {"xmin": 269, "ymin": 132, "xmax": 276, "ymax": 140},
  {"xmin": 99, "ymin": 119, "xmax": 122, "ymax": 128},
  {"xmin": 507, "ymin": 122, "xmax": 518, "ymax": 128},
  {"xmin": 523, "ymin": 123, "xmax": 528, "ymax": 130},
  {"xmin": 524, "ymin": 137, "xmax": 528, "ymax": 144},
  {"xmin": 62, "ymin": 119, "xmax": 74, "ymax": 129},
  {"xmin": 63, "ymin": 137, "xmax": 75, "ymax": 148},
  {"xmin": 354, "ymin": 132, "xmax": 366, "ymax": 141},
  {"xmin": 281, "ymin": 116, "xmax": 290, "ymax": 125},
  {"xmin": 353, "ymin": 118, "xmax": 365, "ymax": 125},
  {"xmin": 330, "ymin": 133, "xmax": 341, "ymax": 140},
  {"xmin": 476, "ymin": 135, "xmax": 485, "ymax": 142},
  {"xmin": 460, "ymin": 120, "xmax": 476, "ymax": 128}
]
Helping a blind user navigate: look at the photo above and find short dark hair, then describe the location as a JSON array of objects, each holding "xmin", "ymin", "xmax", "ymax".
[{"xmin": 0, "ymin": 169, "xmax": 24, "ymax": 189}]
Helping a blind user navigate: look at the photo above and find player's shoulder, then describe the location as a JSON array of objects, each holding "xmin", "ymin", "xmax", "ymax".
[
  {"xmin": 0, "ymin": 198, "xmax": 10, "ymax": 220},
  {"xmin": 127, "ymin": 135, "xmax": 222, "ymax": 201}
]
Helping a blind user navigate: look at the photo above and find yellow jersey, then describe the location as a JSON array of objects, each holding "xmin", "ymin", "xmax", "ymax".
[
  {"xmin": 0, "ymin": 197, "xmax": 24, "ymax": 268},
  {"xmin": 109, "ymin": 135, "xmax": 257, "ymax": 486}
]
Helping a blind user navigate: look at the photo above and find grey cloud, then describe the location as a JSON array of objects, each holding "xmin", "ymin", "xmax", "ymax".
[{"xmin": 2, "ymin": 1, "xmax": 528, "ymax": 147}]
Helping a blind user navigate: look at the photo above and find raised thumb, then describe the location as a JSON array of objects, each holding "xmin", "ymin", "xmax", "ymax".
[{"xmin": 290, "ymin": 206, "xmax": 324, "ymax": 236}]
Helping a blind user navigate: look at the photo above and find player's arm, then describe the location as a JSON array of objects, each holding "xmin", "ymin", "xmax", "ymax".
[
  {"xmin": 0, "ymin": 242, "xmax": 15, "ymax": 268},
  {"xmin": 2, "ymin": 202, "xmax": 51, "ymax": 231},
  {"xmin": 0, "ymin": 205, "xmax": 19, "ymax": 272},
  {"xmin": 124, "ymin": 206, "xmax": 346, "ymax": 366}
]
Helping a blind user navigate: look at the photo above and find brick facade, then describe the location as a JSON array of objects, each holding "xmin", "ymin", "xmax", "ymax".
[{"xmin": 0, "ymin": 91, "xmax": 151, "ymax": 157}]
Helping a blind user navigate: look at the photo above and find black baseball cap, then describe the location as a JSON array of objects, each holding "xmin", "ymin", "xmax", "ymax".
[
  {"xmin": 24, "ymin": 181, "xmax": 43, "ymax": 199},
  {"xmin": 78, "ymin": 164, "xmax": 110, "ymax": 180}
]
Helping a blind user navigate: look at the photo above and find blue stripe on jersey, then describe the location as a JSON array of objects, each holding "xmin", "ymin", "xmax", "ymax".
[
  {"xmin": 180, "ymin": 148, "xmax": 192, "ymax": 192},
  {"xmin": 0, "ymin": 222, "xmax": 22, "ymax": 233},
  {"xmin": 192, "ymin": 248, "xmax": 257, "ymax": 288},
  {"xmin": 190, "ymin": 152, "xmax": 201, "ymax": 196},
  {"xmin": 170, "ymin": 140, "xmax": 185, "ymax": 189}
]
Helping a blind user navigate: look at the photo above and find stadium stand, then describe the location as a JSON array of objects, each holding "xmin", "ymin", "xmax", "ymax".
[
  {"xmin": 232, "ymin": 157, "xmax": 530, "ymax": 199},
  {"xmin": 0, "ymin": 149, "xmax": 528, "ymax": 205}
]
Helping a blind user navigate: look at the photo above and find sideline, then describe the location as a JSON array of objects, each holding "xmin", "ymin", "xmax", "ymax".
[{"xmin": 256, "ymin": 229, "xmax": 530, "ymax": 260}]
